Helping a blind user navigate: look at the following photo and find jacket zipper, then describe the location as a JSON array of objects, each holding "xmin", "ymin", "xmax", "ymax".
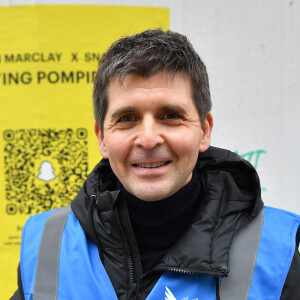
[
  {"xmin": 115, "ymin": 207, "xmax": 134, "ymax": 281},
  {"xmin": 114, "ymin": 204, "xmax": 141, "ymax": 299},
  {"xmin": 141, "ymin": 267, "xmax": 223, "ymax": 300},
  {"xmin": 142, "ymin": 266, "xmax": 227, "ymax": 280}
]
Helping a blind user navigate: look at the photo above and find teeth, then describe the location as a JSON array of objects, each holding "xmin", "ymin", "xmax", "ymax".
[{"xmin": 136, "ymin": 161, "xmax": 168, "ymax": 168}]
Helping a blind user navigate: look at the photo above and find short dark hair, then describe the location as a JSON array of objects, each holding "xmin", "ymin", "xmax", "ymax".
[{"xmin": 93, "ymin": 29, "xmax": 212, "ymax": 133}]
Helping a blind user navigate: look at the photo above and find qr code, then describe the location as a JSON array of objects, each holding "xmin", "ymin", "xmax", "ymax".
[{"xmin": 3, "ymin": 128, "xmax": 88, "ymax": 215}]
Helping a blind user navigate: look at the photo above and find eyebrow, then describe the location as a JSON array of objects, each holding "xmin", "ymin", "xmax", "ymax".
[
  {"xmin": 110, "ymin": 104, "xmax": 188, "ymax": 121},
  {"xmin": 111, "ymin": 106, "xmax": 137, "ymax": 120},
  {"xmin": 159, "ymin": 104, "xmax": 188, "ymax": 116}
]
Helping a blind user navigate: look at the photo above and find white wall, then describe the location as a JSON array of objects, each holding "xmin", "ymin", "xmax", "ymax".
[
  {"xmin": 171, "ymin": 0, "xmax": 300, "ymax": 213},
  {"xmin": 2, "ymin": 0, "xmax": 300, "ymax": 213}
]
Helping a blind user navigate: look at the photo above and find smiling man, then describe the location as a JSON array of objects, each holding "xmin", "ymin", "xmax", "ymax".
[
  {"xmin": 12, "ymin": 29, "xmax": 300, "ymax": 300},
  {"xmin": 95, "ymin": 72, "xmax": 212, "ymax": 201}
]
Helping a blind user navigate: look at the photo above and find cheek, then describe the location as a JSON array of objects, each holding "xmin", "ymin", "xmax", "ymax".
[
  {"xmin": 105, "ymin": 143, "xmax": 127, "ymax": 178},
  {"xmin": 105, "ymin": 133, "xmax": 131, "ymax": 162},
  {"xmin": 167, "ymin": 130, "xmax": 202, "ymax": 158}
]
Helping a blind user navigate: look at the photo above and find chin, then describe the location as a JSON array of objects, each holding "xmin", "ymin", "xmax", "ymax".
[{"xmin": 123, "ymin": 177, "xmax": 183, "ymax": 201}]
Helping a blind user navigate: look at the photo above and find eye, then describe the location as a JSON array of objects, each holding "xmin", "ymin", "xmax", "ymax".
[
  {"xmin": 163, "ymin": 112, "xmax": 181, "ymax": 120},
  {"xmin": 117, "ymin": 114, "xmax": 136, "ymax": 123}
]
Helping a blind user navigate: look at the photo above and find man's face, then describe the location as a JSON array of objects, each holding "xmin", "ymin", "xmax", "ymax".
[{"xmin": 95, "ymin": 72, "xmax": 213, "ymax": 201}]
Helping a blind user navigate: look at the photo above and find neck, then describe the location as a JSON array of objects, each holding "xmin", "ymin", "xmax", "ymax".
[{"xmin": 121, "ymin": 171, "xmax": 201, "ymax": 272}]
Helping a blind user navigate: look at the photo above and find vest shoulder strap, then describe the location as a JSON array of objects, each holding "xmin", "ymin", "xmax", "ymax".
[
  {"xmin": 220, "ymin": 207, "xmax": 264, "ymax": 299},
  {"xmin": 221, "ymin": 206, "xmax": 300, "ymax": 300},
  {"xmin": 248, "ymin": 206, "xmax": 300, "ymax": 299},
  {"xmin": 20, "ymin": 208, "xmax": 57, "ymax": 299},
  {"xmin": 33, "ymin": 205, "xmax": 71, "ymax": 300},
  {"xmin": 21, "ymin": 205, "xmax": 118, "ymax": 300}
]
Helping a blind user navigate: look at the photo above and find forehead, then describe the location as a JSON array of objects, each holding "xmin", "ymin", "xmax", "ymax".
[{"xmin": 106, "ymin": 72, "xmax": 195, "ymax": 111}]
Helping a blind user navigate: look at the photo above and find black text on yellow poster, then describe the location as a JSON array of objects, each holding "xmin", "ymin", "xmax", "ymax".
[{"xmin": 0, "ymin": 4, "xmax": 169, "ymax": 297}]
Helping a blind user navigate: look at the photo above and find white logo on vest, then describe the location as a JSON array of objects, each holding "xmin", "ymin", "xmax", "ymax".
[
  {"xmin": 165, "ymin": 287, "xmax": 176, "ymax": 300},
  {"xmin": 164, "ymin": 286, "xmax": 199, "ymax": 300}
]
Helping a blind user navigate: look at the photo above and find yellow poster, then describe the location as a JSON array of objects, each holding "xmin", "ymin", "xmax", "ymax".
[{"xmin": 0, "ymin": 4, "xmax": 169, "ymax": 297}]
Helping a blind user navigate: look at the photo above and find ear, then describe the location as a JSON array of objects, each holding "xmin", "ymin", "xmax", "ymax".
[
  {"xmin": 94, "ymin": 122, "xmax": 108, "ymax": 158},
  {"xmin": 199, "ymin": 113, "xmax": 213, "ymax": 152}
]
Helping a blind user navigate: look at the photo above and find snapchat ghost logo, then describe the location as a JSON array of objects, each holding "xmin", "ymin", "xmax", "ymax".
[{"xmin": 37, "ymin": 161, "xmax": 56, "ymax": 182}]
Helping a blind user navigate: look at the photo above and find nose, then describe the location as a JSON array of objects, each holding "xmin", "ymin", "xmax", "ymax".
[{"xmin": 134, "ymin": 115, "xmax": 164, "ymax": 149}]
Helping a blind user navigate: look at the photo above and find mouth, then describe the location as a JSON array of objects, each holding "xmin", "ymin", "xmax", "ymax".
[{"xmin": 133, "ymin": 161, "xmax": 170, "ymax": 168}]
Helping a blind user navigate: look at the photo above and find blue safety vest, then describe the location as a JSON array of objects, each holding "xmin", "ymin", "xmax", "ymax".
[{"xmin": 20, "ymin": 206, "xmax": 300, "ymax": 300}]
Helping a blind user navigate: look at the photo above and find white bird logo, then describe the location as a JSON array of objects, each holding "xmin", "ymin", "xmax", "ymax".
[{"xmin": 165, "ymin": 286, "xmax": 176, "ymax": 300}]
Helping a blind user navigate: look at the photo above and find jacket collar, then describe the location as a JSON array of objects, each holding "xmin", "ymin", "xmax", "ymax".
[{"xmin": 71, "ymin": 146, "xmax": 263, "ymax": 276}]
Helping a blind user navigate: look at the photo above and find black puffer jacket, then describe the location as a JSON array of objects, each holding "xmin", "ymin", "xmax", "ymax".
[{"xmin": 11, "ymin": 147, "xmax": 300, "ymax": 300}]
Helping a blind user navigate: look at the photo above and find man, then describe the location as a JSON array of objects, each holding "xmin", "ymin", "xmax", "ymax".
[{"xmin": 12, "ymin": 29, "xmax": 300, "ymax": 300}]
